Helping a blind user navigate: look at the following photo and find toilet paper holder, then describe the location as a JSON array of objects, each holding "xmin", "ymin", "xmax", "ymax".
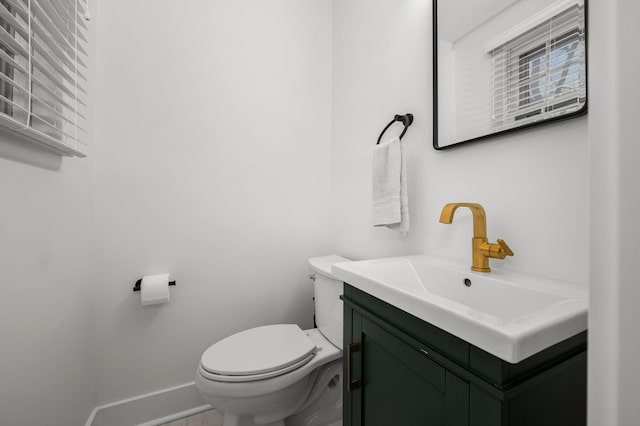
[{"xmin": 133, "ymin": 278, "xmax": 176, "ymax": 292}]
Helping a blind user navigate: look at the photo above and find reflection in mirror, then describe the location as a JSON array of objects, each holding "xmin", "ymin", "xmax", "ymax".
[{"xmin": 434, "ymin": 0, "xmax": 587, "ymax": 149}]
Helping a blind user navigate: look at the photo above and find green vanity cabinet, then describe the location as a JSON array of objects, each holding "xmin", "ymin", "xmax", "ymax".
[{"xmin": 343, "ymin": 285, "xmax": 587, "ymax": 426}]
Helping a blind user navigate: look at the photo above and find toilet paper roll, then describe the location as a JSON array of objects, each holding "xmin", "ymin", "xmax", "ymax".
[{"xmin": 140, "ymin": 273, "xmax": 171, "ymax": 306}]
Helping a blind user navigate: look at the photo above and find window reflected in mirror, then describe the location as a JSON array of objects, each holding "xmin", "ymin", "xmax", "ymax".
[{"xmin": 434, "ymin": 0, "xmax": 587, "ymax": 149}]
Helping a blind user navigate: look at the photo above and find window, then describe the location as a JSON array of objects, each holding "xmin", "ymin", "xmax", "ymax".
[
  {"xmin": 515, "ymin": 29, "xmax": 583, "ymax": 120},
  {"xmin": 0, "ymin": 0, "xmax": 89, "ymax": 157},
  {"xmin": 489, "ymin": 0, "xmax": 586, "ymax": 131}
]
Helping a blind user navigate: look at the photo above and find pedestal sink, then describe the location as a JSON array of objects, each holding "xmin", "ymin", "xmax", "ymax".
[{"xmin": 333, "ymin": 256, "xmax": 588, "ymax": 363}]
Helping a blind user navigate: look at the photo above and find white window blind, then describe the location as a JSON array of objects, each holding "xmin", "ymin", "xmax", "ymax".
[
  {"xmin": 0, "ymin": 0, "xmax": 89, "ymax": 157},
  {"xmin": 490, "ymin": 0, "xmax": 586, "ymax": 131}
]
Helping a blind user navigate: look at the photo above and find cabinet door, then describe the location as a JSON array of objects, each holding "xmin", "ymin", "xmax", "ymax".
[{"xmin": 345, "ymin": 311, "xmax": 469, "ymax": 426}]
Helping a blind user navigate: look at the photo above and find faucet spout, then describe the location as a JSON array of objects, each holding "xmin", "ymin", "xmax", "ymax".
[
  {"xmin": 439, "ymin": 202, "xmax": 513, "ymax": 273},
  {"xmin": 439, "ymin": 203, "xmax": 487, "ymax": 239}
]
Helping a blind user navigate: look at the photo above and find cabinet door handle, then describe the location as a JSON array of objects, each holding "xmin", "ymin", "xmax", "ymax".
[{"xmin": 347, "ymin": 342, "xmax": 361, "ymax": 392}]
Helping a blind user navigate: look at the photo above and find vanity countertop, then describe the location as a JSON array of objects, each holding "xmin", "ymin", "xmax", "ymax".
[{"xmin": 333, "ymin": 255, "xmax": 588, "ymax": 363}]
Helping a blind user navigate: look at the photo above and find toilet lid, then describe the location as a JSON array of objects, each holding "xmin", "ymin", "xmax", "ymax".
[{"xmin": 200, "ymin": 324, "xmax": 317, "ymax": 377}]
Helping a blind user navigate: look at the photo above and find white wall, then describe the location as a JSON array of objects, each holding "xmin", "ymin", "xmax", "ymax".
[
  {"xmin": 0, "ymin": 144, "xmax": 95, "ymax": 424},
  {"xmin": 0, "ymin": 14, "xmax": 97, "ymax": 426},
  {"xmin": 92, "ymin": 0, "xmax": 333, "ymax": 405},
  {"xmin": 588, "ymin": 0, "xmax": 640, "ymax": 424},
  {"xmin": 332, "ymin": 0, "xmax": 588, "ymax": 284}
]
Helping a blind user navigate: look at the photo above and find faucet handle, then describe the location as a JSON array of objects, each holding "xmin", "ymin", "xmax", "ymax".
[
  {"xmin": 497, "ymin": 239, "xmax": 514, "ymax": 257},
  {"xmin": 480, "ymin": 239, "xmax": 514, "ymax": 260}
]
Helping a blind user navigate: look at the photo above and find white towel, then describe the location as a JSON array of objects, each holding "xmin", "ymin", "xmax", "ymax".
[{"xmin": 372, "ymin": 136, "xmax": 409, "ymax": 234}]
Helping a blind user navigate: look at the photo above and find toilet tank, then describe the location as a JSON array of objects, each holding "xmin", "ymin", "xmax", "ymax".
[{"xmin": 308, "ymin": 255, "xmax": 351, "ymax": 350}]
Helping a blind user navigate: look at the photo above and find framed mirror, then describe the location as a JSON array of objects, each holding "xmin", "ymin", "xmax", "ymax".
[{"xmin": 433, "ymin": 0, "xmax": 587, "ymax": 150}]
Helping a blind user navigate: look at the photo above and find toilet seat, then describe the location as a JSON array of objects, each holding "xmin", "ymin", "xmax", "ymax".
[
  {"xmin": 199, "ymin": 352, "xmax": 316, "ymax": 383},
  {"xmin": 200, "ymin": 324, "xmax": 317, "ymax": 383},
  {"xmin": 196, "ymin": 328, "xmax": 342, "ymax": 399}
]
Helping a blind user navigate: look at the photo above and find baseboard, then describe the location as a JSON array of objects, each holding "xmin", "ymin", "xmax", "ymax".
[{"xmin": 86, "ymin": 382, "xmax": 210, "ymax": 426}]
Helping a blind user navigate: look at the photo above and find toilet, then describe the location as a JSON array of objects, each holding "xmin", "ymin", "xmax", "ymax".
[{"xmin": 195, "ymin": 255, "xmax": 350, "ymax": 426}]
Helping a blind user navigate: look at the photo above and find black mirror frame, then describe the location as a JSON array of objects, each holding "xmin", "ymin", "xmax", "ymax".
[{"xmin": 432, "ymin": 0, "xmax": 589, "ymax": 150}]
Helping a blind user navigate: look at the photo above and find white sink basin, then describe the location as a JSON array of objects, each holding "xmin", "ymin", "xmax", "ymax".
[{"xmin": 332, "ymin": 256, "xmax": 588, "ymax": 363}]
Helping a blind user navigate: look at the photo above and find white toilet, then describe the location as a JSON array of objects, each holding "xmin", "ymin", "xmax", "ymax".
[{"xmin": 195, "ymin": 255, "xmax": 350, "ymax": 426}]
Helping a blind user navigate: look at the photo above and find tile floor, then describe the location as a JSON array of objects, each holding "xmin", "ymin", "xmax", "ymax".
[{"xmin": 161, "ymin": 409, "xmax": 224, "ymax": 426}]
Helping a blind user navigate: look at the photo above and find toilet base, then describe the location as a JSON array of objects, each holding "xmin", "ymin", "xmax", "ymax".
[
  {"xmin": 285, "ymin": 360, "xmax": 342, "ymax": 426},
  {"xmin": 221, "ymin": 419, "xmax": 341, "ymax": 426},
  {"xmin": 214, "ymin": 360, "xmax": 342, "ymax": 426},
  {"xmin": 222, "ymin": 416, "xmax": 284, "ymax": 426}
]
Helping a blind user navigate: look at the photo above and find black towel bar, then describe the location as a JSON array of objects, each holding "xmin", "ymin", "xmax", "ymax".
[
  {"xmin": 376, "ymin": 113, "xmax": 414, "ymax": 145},
  {"xmin": 133, "ymin": 279, "xmax": 176, "ymax": 292}
]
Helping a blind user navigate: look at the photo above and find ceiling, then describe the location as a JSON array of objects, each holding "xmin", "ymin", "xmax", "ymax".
[{"xmin": 437, "ymin": 0, "xmax": 521, "ymax": 42}]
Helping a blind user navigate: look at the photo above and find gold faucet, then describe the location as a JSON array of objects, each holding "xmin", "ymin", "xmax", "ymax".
[{"xmin": 439, "ymin": 202, "xmax": 513, "ymax": 272}]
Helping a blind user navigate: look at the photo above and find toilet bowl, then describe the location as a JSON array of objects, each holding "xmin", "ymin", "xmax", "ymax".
[{"xmin": 195, "ymin": 255, "xmax": 349, "ymax": 426}]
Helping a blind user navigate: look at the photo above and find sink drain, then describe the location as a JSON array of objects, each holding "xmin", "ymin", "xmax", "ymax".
[{"xmin": 463, "ymin": 278, "xmax": 472, "ymax": 287}]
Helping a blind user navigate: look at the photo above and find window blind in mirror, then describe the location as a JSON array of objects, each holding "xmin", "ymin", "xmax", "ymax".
[
  {"xmin": 489, "ymin": 0, "xmax": 586, "ymax": 131},
  {"xmin": 0, "ymin": 0, "xmax": 89, "ymax": 157}
]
